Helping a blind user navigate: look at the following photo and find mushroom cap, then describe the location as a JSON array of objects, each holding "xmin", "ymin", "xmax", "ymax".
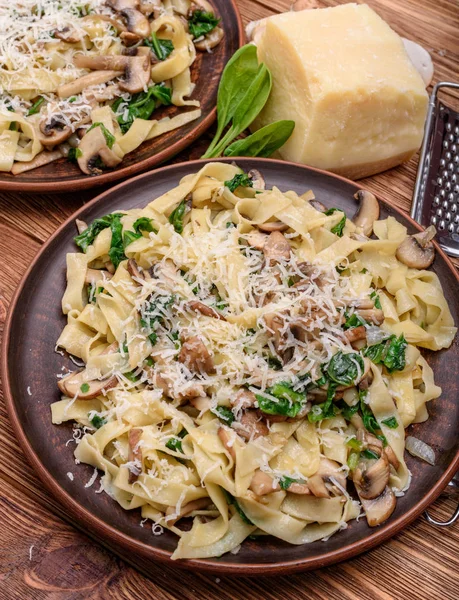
[
  {"xmin": 396, "ymin": 226, "xmax": 436, "ymax": 269},
  {"xmin": 217, "ymin": 426, "xmax": 236, "ymax": 461},
  {"xmin": 249, "ymin": 470, "xmax": 280, "ymax": 496},
  {"xmin": 263, "ymin": 231, "xmax": 291, "ymax": 263},
  {"xmin": 307, "ymin": 474, "xmax": 330, "ymax": 498},
  {"xmin": 77, "ymin": 126, "xmax": 122, "ymax": 175},
  {"xmin": 186, "ymin": 300, "xmax": 226, "ymax": 321},
  {"xmin": 258, "ymin": 221, "xmax": 289, "ymax": 233},
  {"xmin": 178, "ymin": 336, "xmax": 215, "ymax": 374},
  {"xmin": 353, "ymin": 190, "xmax": 380, "ymax": 236},
  {"xmin": 353, "ymin": 453, "xmax": 390, "ymax": 500},
  {"xmin": 237, "ymin": 409, "xmax": 269, "ymax": 441},
  {"xmin": 127, "ymin": 258, "xmax": 145, "ymax": 283},
  {"xmin": 120, "ymin": 8, "xmax": 150, "ymax": 38},
  {"xmin": 38, "ymin": 117, "xmax": 72, "ymax": 147},
  {"xmin": 195, "ymin": 26, "xmax": 224, "ymax": 51},
  {"xmin": 360, "ymin": 486, "xmax": 396, "ymax": 527},
  {"xmin": 119, "ymin": 55, "xmax": 151, "ymax": 94}
]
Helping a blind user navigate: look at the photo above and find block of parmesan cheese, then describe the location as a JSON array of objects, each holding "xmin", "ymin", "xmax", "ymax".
[{"xmin": 250, "ymin": 3, "xmax": 428, "ymax": 179}]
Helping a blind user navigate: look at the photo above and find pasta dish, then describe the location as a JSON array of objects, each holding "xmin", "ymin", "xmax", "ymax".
[
  {"xmin": 0, "ymin": 0, "xmax": 223, "ymax": 175},
  {"xmin": 52, "ymin": 162, "xmax": 456, "ymax": 559}
]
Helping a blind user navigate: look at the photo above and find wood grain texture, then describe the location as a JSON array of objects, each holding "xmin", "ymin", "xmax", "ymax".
[{"xmin": 0, "ymin": 0, "xmax": 458, "ymax": 598}]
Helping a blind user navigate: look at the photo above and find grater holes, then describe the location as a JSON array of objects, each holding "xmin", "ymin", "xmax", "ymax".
[
  {"xmin": 431, "ymin": 216, "xmax": 437, "ymax": 225},
  {"xmin": 442, "ymin": 200, "xmax": 449, "ymax": 209},
  {"xmin": 434, "ymin": 195, "xmax": 440, "ymax": 206},
  {"xmin": 439, "ymin": 220, "xmax": 446, "ymax": 230},
  {"xmin": 448, "ymin": 223, "xmax": 455, "ymax": 232},
  {"xmin": 446, "ymin": 211, "xmax": 452, "ymax": 222},
  {"xmin": 437, "ymin": 208, "xmax": 443, "ymax": 217}
]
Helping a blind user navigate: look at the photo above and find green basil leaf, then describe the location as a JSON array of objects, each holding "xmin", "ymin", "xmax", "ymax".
[
  {"xmin": 223, "ymin": 120, "xmax": 295, "ymax": 158},
  {"xmin": 224, "ymin": 172, "xmax": 253, "ymax": 193},
  {"xmin": 202, "ymin": 45, "xmax": 260, "ymax": 157}
]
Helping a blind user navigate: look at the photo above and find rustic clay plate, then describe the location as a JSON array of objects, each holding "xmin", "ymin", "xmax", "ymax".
[
  {"xmin": 3, "ymin": 159, "xmax": 459, "ymax": 575},
  {"xmin": 0, "ymin": 1, "xmax": 243, "ymax": 193}
]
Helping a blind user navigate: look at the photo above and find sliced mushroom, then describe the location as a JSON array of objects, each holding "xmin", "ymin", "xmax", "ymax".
[
  {"xmin": 77, "ymin": 126, "xmax": 122, "ymax": 175},
  {"xmin": 120, "ymin": 8, "xmax": 150, "ymax": 38},
  {"xmin": 155, "ymin": 372, "xmax": 205, "ymax": 401},
  {"xmin": 119, "ymin": 55, "xmax": 151, "ymax": 93},
  {"xmin": 230, "ymin": 389, "xmax": 257, "ymax": 411},
  {"xmin": 195, "ymin": 26, "xmax": 224, "ymax": 51},
  {"xmin": 247, "ymin": 230, "xmax": 268, "ymax": 250},
  {"xmin": 57, "ymin": 70, "xmax": 123, "ymax": 98},
  {"xmin": 127, "ymin": 427, "xmax": 142, "ymax": 483},
  {"xmin": 74, "ymin": 54, "xmax": 131, "ymax": 71},
  {"xmin": 189, "ymin": 395, "xmax": 213, "ymax": 412},
  {"xmin": 58, "ymin": 370, "xmax": 117, "ymax": 399},
  {"xmin": 258, "ymin": 221, "xmax": 288, "ymax": 233},
  {"xmin": 353, "ymin": 453, "xmax": 390, "ymax": 500},
  {"xmin": 307, "ymin": 474, "xmax": 330, "ymax": 498},
  {"xmin": 316, "ymin": 457, "xmax": 348, "ymax": 490},
  {"xmin": 351, "ymin": 298, "xmax": 375, "ymax": 310},
  {"xmin": 344, "ymin": 325, "xmax": 367, "ymax": 344},
  {"xmin": 353, "ymin": 190, "xmax": 380, "ymax": 236},
  {"xmin": 356, "ymin": 308, "xmax": 384, "ymax": 326},
  {"xmin": 83, "ymin": 14, "xmax": 127, "ymax": 33},
  {"xmin": 264, "ymin": 313, "xmax": 286, "ymax": 358},
  {"xmin": 237, "ymin": 409, "xmax": 269, "ymax": 441},
  {"xmin": 104, "ymin": 260, "xmax": 116, "ymax": 274},
  {"xmin": 38, "ymin": 117, "xmax": 72, "ymax": 147},
  {"xmin": 165, "ymin": 497, "xmax": 211, "ymax": 526},
  {"xmin": 309, "ymin": 199, "xmax": 327, "ymax": 213},
  {"xmin": 263, "ymin": 231, "xmax": 291, "ymax": 264},
  {"xmin": 249, "ymin": 470, "xmax": 280, "ymax": 496},
  {"xmin": 85, "ymin": 268, "xmax": 112, "ymax": 285},
  {"xmin": 127, "ymin": 258, "xmax": 145, "ymax": 282},
  {"xmin": 285, "ymin": 481, "xmax": 311, "ymax": 495},
  {"xmin": 360, "ymin": 486, "xmax": 396, "ymax": 527},
  {"xmin": 139, "ymin": 1, "xmax": 161, "ymax": 17},
  {"xmin": 106, "ymin": 0, "xmax": 139, "ymax": 10},
  {"xmin": 248, "ymin": 169, "xmax": 265, "ymax": 190},
  {"xmin": 218, "ymin": 426, "xmax": 236, "ymax": 460},
  {"xmin": 396, "ymin": 225, "xmax": 436, "ymax": 269},
  {"xmin": 186, "ymin": 301, "xmax": 226, "ymax": 321},
  {"xmin": 53, "ymin": 26, "xmax": 83, "ymax": 43},
  {"xmin": 384, "ymin": 444, "xmax": 400, "ymax": 470},
  {"xmin": 178, "ymin": 336, "xmax": 215, "ymax": 374}
]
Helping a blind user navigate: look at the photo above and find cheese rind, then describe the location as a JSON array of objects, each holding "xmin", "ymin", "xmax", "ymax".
[{"xmin": 251, "ymin": 3, "xmax": 428, "ymax": 179}]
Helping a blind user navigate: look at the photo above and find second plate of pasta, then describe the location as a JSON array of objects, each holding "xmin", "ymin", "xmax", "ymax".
[{"xmin": 3, "ymin": 158, "xmax": 459, "ymax": 573}]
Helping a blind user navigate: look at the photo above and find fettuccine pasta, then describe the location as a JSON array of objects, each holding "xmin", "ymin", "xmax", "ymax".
[
  {"xmin": 52, "ymin": 163, "xmax": 456, "ymax": 559},
  {"xmin": 0, "ymin": 0, "xmax": 224, "ymax": 175}
]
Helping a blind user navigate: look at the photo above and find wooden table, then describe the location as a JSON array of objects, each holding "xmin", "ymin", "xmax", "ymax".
[{"xmin": 1, "ymin": 1, "xmax": 458, "ymax": 598}]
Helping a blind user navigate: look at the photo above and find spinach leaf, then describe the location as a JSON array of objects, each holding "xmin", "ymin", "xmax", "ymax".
[
  {"xmin": 9, "ymin": 122, "xmax": 17, "ymax": 131},
  {"xmin": 74, "ymin": 212, "xmax": 125, "ymax": 252},
  {"xmin": 202, "ymin": 45, "xmax": 260, "ymax": 157},
  {"xmin": 124, "ymin": 370, "xmax": 140, "ymax": 382},
  {"xmin": 279, "ymin": 476, "xmax": 305, "ymax": 491},
  {"xmin": 370, "ymin": 290, "xmax": 382, "ymax": 309},
  {"xmin": 188, "ymin": 9, "xmax": 219, "ymax": 39},
  {"xmin": 343, "ymin": 313, "xmax": 367, "ymax": 330},
  {"xmin": 89, "ymin": 413, "xmax": 106, "ymax": 429},
  {"xmin": 169, "ymin": 200, "xmax": 188, "ymax": 234},
  {"xmin": 307, "ymin": 382, "xmax": 337, "ymax": 422},
  {"xmin": 165, "ymin": 429, "xmax": 187, "ymax": 453},
  {"xmin": 87, "ymin": 122, "xmax": 115, "ymax": 148},
  {"xmin": 222, "ymin": 489, "xmax": 253, "ymax": 525},
  {"xmin": 326, "ymin": 352, "xmax": 364, "ymax": 386},
  {"xmin": 325, "ymin": 208, "xmax": 346, "ymax": 236},
  {"xmin": 113, "ymin": 85, "xmax": 172, "ymax": 133},
  {"xmin": 108, "ymin": 213, "xmax": 126, "ymax": 268},
  {"xmin": 337, "ymin": 400, "xmax": 359, "ymax": 421},
  {"xmin": 27, "ymin": 96, "xmax": 45, "ymax": 115},
  {"xmin": 359, "ymin": 390, "xmax": 387, "ymax": 445},
  {"xmin": 382, "ymin": 416, "xmax": 398, "ymax": 429},
  {"xmin": 140, "ymin": 295, "xmax": 174, "ymax": 345},
  {"xmin": 212, "ymin": 406, "xmax": 235, "ymax": 425},
  {"xmin": 144, "ymin": 32, "xmax": 174, "ymax": 60},
  {"xmin": 67, "ymin": 147, "xmax": 82, "ymax": 163},
  {"xmin": 256, "ymin": 382, "xmax": 306, "ymax": 418},
  {"xmin": 211, "ymin": 63, "xmax": 272, "ymax": 157},
  {"xmin": 363, "ymin": 334, "xmax": 406, "ymax": 373},
  {"xmin": 124, "ymin": 217, "xmax": 157, "ymax": 248},
  {"xmin": 224, "ymin": 172, "xmax": 253, "ymax": 193},
  {"xmin": 223, "ymin": 120, "xmax": 295, "ymax": 158}
]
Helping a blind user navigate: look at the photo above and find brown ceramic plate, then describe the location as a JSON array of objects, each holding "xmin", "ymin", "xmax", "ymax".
[
  {"xmin": 0, "ymin": 1, "xmax": 243, "ymax": 193},
  {"xmin": 3, "ymin": 159, "xmax": 459, "ymax": 575}
]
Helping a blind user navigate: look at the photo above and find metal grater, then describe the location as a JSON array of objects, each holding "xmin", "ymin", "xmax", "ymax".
[{"xmin": 411, "ymin": 82, "xmax": 459, "ymax": 257}]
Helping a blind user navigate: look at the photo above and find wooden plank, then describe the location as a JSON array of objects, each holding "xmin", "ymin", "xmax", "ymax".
[{"xmin": 0, "ymin": 0, "xmax": 458, "ymax": 598}]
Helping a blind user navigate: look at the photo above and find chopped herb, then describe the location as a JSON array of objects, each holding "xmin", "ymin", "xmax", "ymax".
[
  {"xmin": 87, "ymin": 122, "xmax": 115, "ymax": 148},
  {"xmin": 325, "ymin": 208, "xmax": 346, "ymax": 237},
  {"xmin": 145, "ymin": 31, "xmax": 174, "ymax": 60},
  {"xmin": 74, "ymin": 212, "xmax": 125, "ymax": 253},
  {"xmin": 361, "ymin": 448, "xmax": 380, "ymax": 460},
  {"xmin": 9, "ymin": 121, "xmax": 17, "ymax": 131},
  {"xmin": 256, "ymin": 382, "xmax": 306, "ymax": 418},
  {"xmin": 343, "ymin": 313, "xmax": 367, "ymax": 330},
  {"xmin": 279, "ymin": 476, "xmax": 305, "ymax": 491},
  {"xmin": 346, "ymin": 437, "xmax": 363, "ymax": 451},
  {"xmin": 90, "ymin": 413, "xmax": 106, "ymax": 429},
  {"xmin": 360, "ymin": 268, "xmax": 368, "ymax": 274},
  {"xmin": 169, "ymin": 200, "xmax": 188, "ymax": 234},
  {"xmin": 165, "ymin": 429, "xmax": 187, "ymax": 453},
  {"xmin": 267, "ymin": 356, "xmax": 283, "ymax": 371},
  {"xmin": 370, "ymin": 290, "xmax": 382, "ymax": 309},
  {"xmin": 124, "ymin": 371, "xmax": 140, "ymax": 382},
  {"xmin": 226, "ymin": 221, "xmax": 235, "ymax": 228},
  {"xmin": 326, "ymin": 351, "xmax": 364, "ymax": 386},
  {"xmin": 212, "ymin": 405, "xmax": 235, "ymax": 425},
  {"xmin": 222, "ymin": 489, "xmax": 253, "ymax": 525},
  {"xmin": 140, "ymin": 295, "xmax": 174, "ymax": 346},
  {"xmin": 382, "ymin": 416, "xmax": 398, "ymax": 429},
  {"xmin": 224, "ymin": 172, "xmax": 253, "ymax": 193},
  {"xmin": 347, "ymin": 450, "xmax": 360, "ymax": 470},
  {"xmin": 144, "ymin": 357, "xmax": 154, "ymax": 367},
  {"xmin": 27, "ymin": 96, "xmax": 45, "ymax": 115},
  {"xmin": 188, "ymin": 9, "xmax": 220, "ymax": 39},
  {"xmin": 80, "ymin": 383, "xmax": 90, "ymax": 393},
  {"xmin": 67, "ymin": 147, "xmax": 82, "ymax": 163},
  {"xmin": 69, "ymin": 96, "xmax": 77, "ymax": 103}
]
